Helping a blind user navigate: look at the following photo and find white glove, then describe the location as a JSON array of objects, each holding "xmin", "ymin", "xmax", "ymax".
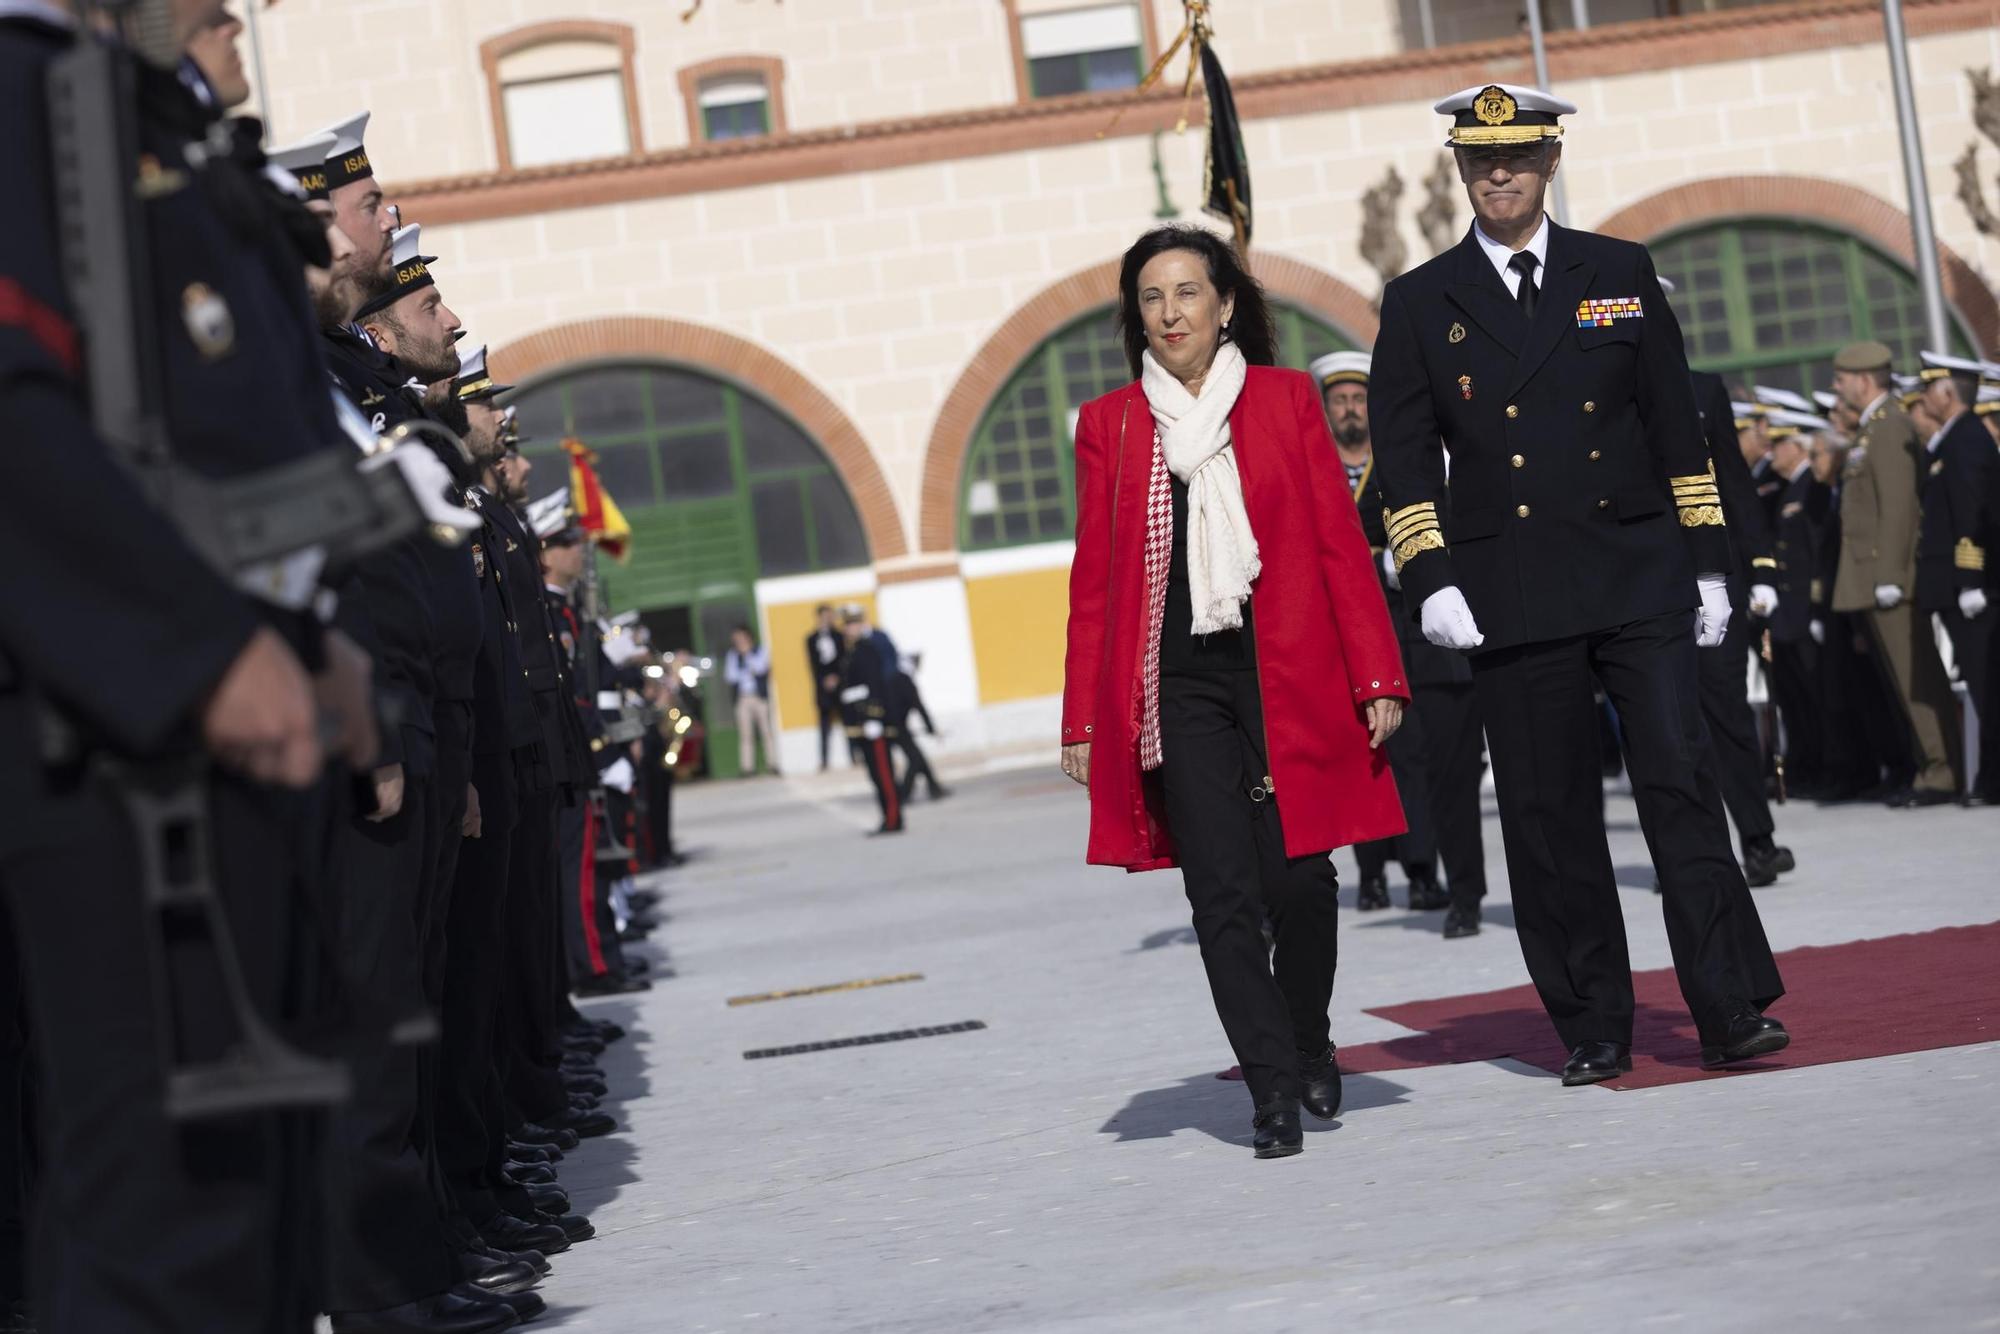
[
  {"xmin": 861, "ymin": 719, "xmax": 885, "ymax": 740},
  {"xmin": 1420, "ymin": 587, "xmax": 1484, "ymax": 650},
  {"xmin": 1748, "ymin": 584, "xmax": 1778, "ymax": 619},
  {"xmin": 1961, "ymin": 588, "xmax": 1990, "ymax": 619},
  {"xmin": 1809, "ymin": 618, "xmax": 1825, "ymax": 645},
  {"xmin": 1873, "ymin": 583, "xmax": 1903, "ymax": 610},
  {"xmin": 1380, "ymin": 547, "xmax": 1401, "ymax": 591},
  {"xmin": 1695, "ymin": 574, "xmax": 1732, "ymax": 648},
  {"xmin": 599, "ymin": 757, "xmax": 635, "ymax": 794}
]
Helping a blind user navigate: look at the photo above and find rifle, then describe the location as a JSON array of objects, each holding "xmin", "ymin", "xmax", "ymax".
[{"xmin": 42, "ymin": 1, "xmax": 444, "ymax": 1118}]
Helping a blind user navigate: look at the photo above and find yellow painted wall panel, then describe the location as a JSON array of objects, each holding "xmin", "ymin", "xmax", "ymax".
[
  {"xmin": 965, "ymin": 568, "xmax": 1070, "ymax": 705},
  {"xmin": 763, "ymin": 594, "xmax": 876, "ymax": 733}
]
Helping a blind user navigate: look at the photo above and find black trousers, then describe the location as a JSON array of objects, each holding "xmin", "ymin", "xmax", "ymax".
[
  {"xmin": 1764, "ymin": 638, "xmax": 1823, "ymax": 792},
  {"xmin": 1, "ymin": 778, "xmax": 327, "ymax": 1334},
  {"xmin": 438, "ymin": 750, "xmax": 518, "ymax": 1222},
  {"xmin": 1820, "ymin": 612, "xmax": 1908, "ymax": 788},
  {"xmin": 856, "ymin": 733, "xmax": 903, "ymax": 831},
  {"xmin": 1696, "ymin": 609, "xmax": 1775, "ymax": 847},
  {"xmin": 815, "ymin": 693, "xmax": 843, "ymax": 768},
  {"xmin": 324, "ymin": 776, "xmax": 456, "ymax": 1312},
  {"xmin": 1940, "ymin": 602, "xmax": 1994, "ymax": 791},
  {"xmin": 1423, "ymin": 682, "xmax": 1489, "ymax": 911},
  {"xmin": 892, "ymin": 726, "xmax": 942, "ymax": 800},
  {"xmin": 1159, "ymin": 669, "xmax": 1339, "ymax": 1108},
  {"xmin": 1472, "ymin": 611, "xmax": 1784, "ymax": 1049},
  {"xmin": 644, "ymin": 752, "xmax": 676, "ymax": 861},
  {"xmin": 1355, "ymin": 691, "xmax": 1437, "ymax": 883},
  {"xmin": 499, "ymin": 781, "xmax": 565, "ymax": 1126},
  {"xmin": 0, "ymin": 873, "xmax": 33, "ymax": 1312},
  {"xmin": 559, "ymin": 796, "xmax": 625, "ymax": 984}
]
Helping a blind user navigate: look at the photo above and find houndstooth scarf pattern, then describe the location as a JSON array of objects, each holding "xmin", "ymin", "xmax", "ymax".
[{"xmin": 1139, "ymin": 429, "xmax": 1172, "ymax": 771}]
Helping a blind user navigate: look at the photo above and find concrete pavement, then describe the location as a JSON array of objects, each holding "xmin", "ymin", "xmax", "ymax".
[{"xmin": 539, "ymin": 762, "xmax": 2000, "ymax": 1332}]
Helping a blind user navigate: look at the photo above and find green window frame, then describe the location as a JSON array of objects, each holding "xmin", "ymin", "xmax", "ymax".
[
  {"xmin": 1653, "ymin": 220, "xmax": 1975, "ymax": 397},
  {"xmin": 702, "ymin": 97, "xmax": 770, "ymax": 142},
  {"xmin": 956, "ymin": 302, "xmax": 1354, "ymax": 551}
]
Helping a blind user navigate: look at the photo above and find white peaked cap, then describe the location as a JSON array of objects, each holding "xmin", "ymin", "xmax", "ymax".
[
  {"xmin": 526, "ymin": 488, "xmax": 572, "ymax": 539},
  {"xmin": 267, "ymin": 131, "xmax": 337, "ymax": 174},
  {"xmin": 1308, "ymin": 351, "xmax": 1372, "ymax": 386},
  {"xmin": 1753, "ymin": 385, "xmax": 1815, "ymax": 413},
  {"xmin": 315, "ymin": 111, "xmax": 370, "ymax": 159}
]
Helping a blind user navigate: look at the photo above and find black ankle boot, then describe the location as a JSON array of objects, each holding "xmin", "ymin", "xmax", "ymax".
[
  {"xmin": 1251, "ymin": 1096, "xmax": 1303, "ymax": 1159},
  {"xmin": 1298, "ymin": 1046, "xmax": 1343, "ymax": 1120}
]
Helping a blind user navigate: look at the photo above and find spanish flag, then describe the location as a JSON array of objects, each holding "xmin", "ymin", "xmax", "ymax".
[{"xmin": 562, "ymin": 438, "xmax": 632, "ymax": 562}]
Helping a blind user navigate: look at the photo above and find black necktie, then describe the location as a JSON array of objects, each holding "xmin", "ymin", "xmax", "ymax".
[{"xmin": 1509, "ymin": 251, "xmax": 1540, "ymax": 320}]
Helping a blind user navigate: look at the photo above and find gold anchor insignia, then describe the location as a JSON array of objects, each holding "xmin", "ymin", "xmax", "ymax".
[
  {"xmin": 1448, "ymin": 322, "xmax": 1466, "ymax": 344},
  {"xmin": 1474, "ymin": 87, "xmax": 1517, "ymax": 126}
]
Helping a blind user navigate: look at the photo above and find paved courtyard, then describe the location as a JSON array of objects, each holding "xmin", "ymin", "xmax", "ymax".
[{"xmin": 538, "ymin": 758, "xmax": 1999, "ymax": 1333}]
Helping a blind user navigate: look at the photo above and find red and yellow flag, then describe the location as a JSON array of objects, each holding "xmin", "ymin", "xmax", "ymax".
[{"xmin": 562, "ymin": 438, "xmax": 632, "ymax": 562}]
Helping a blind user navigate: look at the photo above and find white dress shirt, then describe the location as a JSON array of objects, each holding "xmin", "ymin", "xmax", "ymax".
[{"xmin": 1473, "ymin": 214, "xmax": 1552, "ymax": 296}]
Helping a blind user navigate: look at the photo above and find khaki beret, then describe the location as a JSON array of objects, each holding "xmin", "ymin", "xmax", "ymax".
[{"xmin": 1832, "ymin": 341, "xmax": 1894, "ymax": 373}]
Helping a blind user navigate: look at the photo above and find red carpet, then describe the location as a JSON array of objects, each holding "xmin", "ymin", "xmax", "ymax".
[{"xmin": 1336, "ymin": 922, "xmax": 2000, "ymax": 1089}]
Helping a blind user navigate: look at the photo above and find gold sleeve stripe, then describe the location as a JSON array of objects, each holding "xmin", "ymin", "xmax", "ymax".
[
  {"xmin": 1385, "ymin": 502, "xmax": 1438, "ymax": 526},
  {"xmin": 1679, "ymin": 505, "xmax": 1725, "ymax": 528},
  {"xmin": 1956, "ymin": 538, "xmax": 1987, "ymax": 571},
  {"xmin": 1392, "ymin": 528, "xmax": 1446, "ymax": 570},
  {"xmin": 1386, "ymin": 505, "xmax": 1441, "ymax": 533},
  {"xmin": 1751, "ymin": 556, "xmax": 1778, "ymax": 570},
  {"xmin": 1667, "ymin": 466, "xmax": 1716, "ymax": 487},
  {"xmin": 1387, "ymin": 514, "xmax": 1442, "ymax": 545}
]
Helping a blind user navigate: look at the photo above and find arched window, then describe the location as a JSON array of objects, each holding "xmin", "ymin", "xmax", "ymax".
[
  {"xmin": 481, "ymin": 22, "xmax": 643, "ymax": 171},
  {"xmin": 677, "ymin": 56, "xmax": 789, "ymax": 144},
  {"xmin": 1652, "ymin": 220, "xmax": 1976, "ymax": 396},
  {"xmin": 956, "ymin": 302, "xmax": 1355, "ymax": 550}
]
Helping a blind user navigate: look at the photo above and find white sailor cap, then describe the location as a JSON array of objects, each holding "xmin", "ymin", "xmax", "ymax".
[
  {"xmin": 1766, "ymin": 408, "xmax": 1832, "ymax": 434},
  {"xmin": 314, "ymin": 111, "xmax": 374, "ymax": 190},
  {"xmin": 1731, "ymin": 401, "xmax": 1767, "ymax": 430},
  {"xmin": 356, "ymin": 224, "xmax": 438, "ymax": 320},
  {"xmin": 1918, "ymin": 350, "xmax": 1984, "ymax": 382},
  {"xmin": 526, "ymin": 488, "xmax": 576, "ymax": 541},
  {"xmin": 1308, "ymin": 351, "xmax": 1371, "ymax": 388},
  {"xmin": 453, "ymin": 344, "xmax": 513, "ymax": 403},
  {"xmin": 266, "ymin": 131, "xmax": 336, "ymax": 200},
  {"xmin": 1812, "ymin": 390, "xmax": 1839, "ymax": 412},
  {"xmin": 1656, "ymin": 276, "xmax": 1676, "ymax": 296},
  {"xmin": 1435, "ymin": 83, "xmax": 1575, "ymax": 147},
  {"xmin": 1753, "ymin": 385, "xmax": 1815, "ymax": 414}
]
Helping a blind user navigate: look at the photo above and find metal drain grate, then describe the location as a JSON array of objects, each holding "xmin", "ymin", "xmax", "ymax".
[
  {"xmin": 727, "ymin": 972, "xmax": 923, "ymax": 1007},
  {"xmin": 743, "ymin": 1020, "xmax": 987, "ymax": 1060}
]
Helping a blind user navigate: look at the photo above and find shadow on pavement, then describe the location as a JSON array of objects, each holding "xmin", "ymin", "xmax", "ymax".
[{"xmin": 1099, "ymin": 1071, "xmax": 1414, "ymax": 1147}]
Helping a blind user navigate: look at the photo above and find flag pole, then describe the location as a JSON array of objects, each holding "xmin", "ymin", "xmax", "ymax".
[{"xmin": 1881, "ymin": 0, "xmax": 1952, "ymax": 352}]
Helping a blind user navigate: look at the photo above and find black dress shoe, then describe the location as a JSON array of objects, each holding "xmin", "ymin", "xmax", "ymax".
[
  {"xmin": 478, "ymin": 1212, "xmax": 571, "ymax": 1256},
  {"xmin": 545, "ymin": 1106, "xmax": 616, "ymax": 1138},
  {"xmin": 458, "ymin": 1249, "xmax": 541, "ymax": 1296},
  {"xmin": 506, "ymin": 1161, "xmax": 557, "ymax": 1185},
  {"xmin": 1356, "ymin": 875, "xmax": 1390, "ymax": 911},
  {"xmin": 564, "ymin": 1076, "xmax": 608, "ymax": 1098},
  {"xmin": 869, "ymin": 823, "xmax": 906, "ymax": 836},
  {"xmin": 524, "ymin": 1183, "xmax": 570, "ymax": 1214},
  {"xmin": 506, "ymin": 1141, "xmax": 558, "ymax": 1163},
  {"xmin": 628, "ymin": 890, "xmax": 660, "ymax": 910},
  {"xmin": 450, "ymin": 1284, "xmax": 544, "ymax": 1324},
  {"xmin": 1442, "ymin": 904, "xmax": 1481, "ymax": 939},
  {"xmin": 1741, "ymin": 838, "xmax": 1794, "ymax": 887},
  {"xmin": 476, "ymin": 1243, "xmax": 549, "ymax": 1277},
  {"xmin": 569, "ymin": 1092, "xmax": 601, "ymax": 1111},
  {"xmin": 617, "ymin": 924, "xmax": 652, "ymax": 943},
  {"xmin": 1406, "ymin": 875, "xmax": 1450, "ymax": 911},
  {"xmin": 1298, "ymin": 1046, "xmax": 1343, "ymax": 1121},
  {"xmin": 513, "ymin": 1122, "xmax": 579, "ymax": 1150},
  {"xmin": 927, "ymin": 784, "xmax": 952, "ymax": 801},
  {"xmin": 1560, "ymin": 1041, "xmax": 1632, "ymax": 1087},
  {"xmin": 1251, "ymin": 1096, "xmax": 1304, "ymax": 1159},
  {"xmin": 573, "ymin": 973, "xmax": 650, "ymax": 997},
  {"xmin": 329, "ymin": 1289, "xmax": 519, "ymax": 1333},
  {"xmin": 539, "ymin": 1210, "xmax": 596, "ymax": 1243},
  {"xmin": 561, "ymin": 1033, "xmax": 605, "ymax": 1055},
  {"xmin": 1887, "ymin": 785, "xmax": 1954, "ymax": 809},
  {"xmin": 621, "ymin": 956, "xmax": 651, "ymax": 976},
  {"xmin": 1700, "ymin": 1006, "xmax": 1790, "ymax": 1068}
]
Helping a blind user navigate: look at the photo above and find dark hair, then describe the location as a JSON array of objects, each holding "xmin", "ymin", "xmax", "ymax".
[
  {"xmin": 430, "ymin": 396, "xmax": 471, "ymax": 438},
  {"xmin": 815, "ymin": 603, "xmax": 832, "ymax": 615},
  {"xmin": 1115, "ymin": 224, "xmax": 1276, "ymax": 380}
]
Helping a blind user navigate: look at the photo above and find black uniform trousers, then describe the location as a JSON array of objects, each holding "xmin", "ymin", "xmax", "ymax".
[
  {"xmin": 1354, "ymin": 699, "xmax": 1439, "ymax": 883},
  {"xmin": 857, "ymin": 732, "xmax": 904, "ymax": 831},
  {"xmin": 643, "ymin": 739, "xmax": 677, "ymax": 861},
  {"xmin": 892, "ymin": 728, "xmax": 942, "ymax": 801},
  {"xmin": 1, "ymin": 778, "xmax": 328, "ymax": 1334},
  {"xmin": 0, "ymin": 902, "xmax": 30, "ymax": 1314},
  {"xmin": 437, "ymin": 749, "xmax": 519, "ymax": 1224},
  {"xmin": 324, "ymin": 776, "xmax": 457, "ymax": 1313},
  {"xmin": 1819, "ymin": 613, "xmax": 1909, "ymax": 790},
  {"xmin": 1697, "ymin": 606, "xmax": 1775, "ymax": 848},
  {"xmin": 1423, "ymin": 682, "xmax": 1489, "ymax": 912},
  {"xmin": 417, "ymin": 708, "xmax": 472, "ymax": 1229},
  {"xmin": 1765, "ymin": 638, "xmax": 1824, "ymax": 793},
  {"xmin": 558, "ymin": 796, "xmax": 614, "ymax": 985},
  {"xmin": 1940, "ymin": 604, "xmax": 1994, "ymax": 791},
  {"xmin": 1158, "ymin": 668, "xmax": 1340, "ymax": 1109},
  {"xmin": 500, "ymin": 778, "xmax": 567, "ymax": 1127},
  {"xmin": 1472, "ymin": 610, "xmax": 1784, "ymax": 1048}
]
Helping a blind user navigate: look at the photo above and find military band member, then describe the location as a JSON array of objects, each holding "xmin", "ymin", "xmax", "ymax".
[
  {"xmin": 839, "ymin": 606, "xmax": 906, "ymax": 835},
  {"xmin": 1830, "ymin": 342, "xmax": 1960, "ymax": 806},
  {"xmin": 1311, "ymin": 351, "xmax": 1488, "ymax": 935},
  {"xmin": 1370, "ymin": 84, "xmax": 1788, "ymax": 1085},
  {"xmin": 1915, "ymin": 351, "xmax": 1994, "ymax": 801}
]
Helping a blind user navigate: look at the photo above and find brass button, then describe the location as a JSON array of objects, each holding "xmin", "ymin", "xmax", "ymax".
[
  {"xmin": 1516, "ymin": 504, "xmax": 1530, "ymax": 518},
  {"xmin": 1511, "ymin": 454, "xmax": 1525, "ymax": 468},
  {"xmin": 1506, "ymin": 404, "xmax": 1520, "ymax": 419},
  {"xmin": 1588, "ymin": 450, "xmax": 1602, "ymax": 461},
  {"xmin": 1584, "ymin": 401, "xmax": 1597, "ymax": 413},
  {"xmin": 1597, "ymin": 498, "xmax": 1610, "ymax": 510}
]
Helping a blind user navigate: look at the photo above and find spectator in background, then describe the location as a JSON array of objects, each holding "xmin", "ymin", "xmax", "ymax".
[
  {"xmin": 724, "ymin": 627, "xmax": 779, "ymax": 778},
  {"xmin": 805, "ymin": 604, "xmax": 850, "ymax": 770}
]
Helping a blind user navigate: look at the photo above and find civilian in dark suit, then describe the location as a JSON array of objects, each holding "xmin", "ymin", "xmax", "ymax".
[
  {"xmin": 1370, "ymin": 83, "xmax": 1787, "ymax": 1085},
  {"xmin": 804, "ymin": 605, "xmax": 850, "ymax": 769}
]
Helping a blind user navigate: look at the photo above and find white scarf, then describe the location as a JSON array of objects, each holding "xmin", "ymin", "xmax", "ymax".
[{"xmin": 1141, "ymin": 341, "xmax": 1259, "ymax": 634}]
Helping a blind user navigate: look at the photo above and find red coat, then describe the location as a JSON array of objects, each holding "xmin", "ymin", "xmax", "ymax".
[{"xmin": 1062, "ymin": 366, "xmax": 1411, "ymax": 871}]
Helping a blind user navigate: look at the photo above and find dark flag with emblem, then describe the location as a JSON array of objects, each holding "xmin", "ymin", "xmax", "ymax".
[{"xmin": 1200, "ymin": 40, "xmax": 1250, "ymax": 253}]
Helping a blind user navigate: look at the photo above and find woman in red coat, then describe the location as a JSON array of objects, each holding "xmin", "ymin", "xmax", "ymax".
[{"xmin": 1060, "ymin": 226, "xmax": 1410, "ymax": 1159}]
